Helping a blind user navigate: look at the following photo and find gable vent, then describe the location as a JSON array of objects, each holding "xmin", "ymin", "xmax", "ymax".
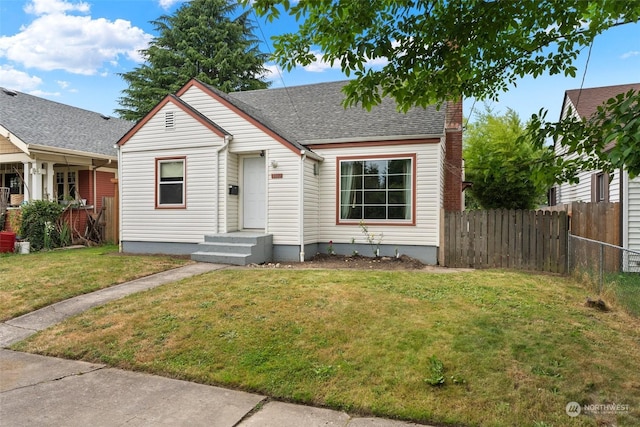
[{"xmin": 165, "ymin": 111, "xmax": 175, "ymax": 129}]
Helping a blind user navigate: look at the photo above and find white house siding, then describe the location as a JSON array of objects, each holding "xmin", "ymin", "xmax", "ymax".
[
  {"xmin": 264, "ymin": 147, "xmax": 301, "ymax": 244},
  {"xmin": 554, "ymin": 98, "xmax": 621, "ymax": 204},
  {"xmin": 303, "ymin": 156, "xmax": 320, "ymax": 244},
  {"xmin": 179, "ymin": 85, "xmax": 303, "ymax": 245},
  {"xmin": 120, "ymin": 103, "xmax": 223, "ymax": 246},
  {"xmin": 313, "ymin": 142, "xmax": 442, "ymax": 250},
  {"xmin": 224, "ymin": 151, "xmax": 239, "ymax": 232},
  {"xmin": 626, "ymin": 176, "xmax": 640, "ymax": 253}
]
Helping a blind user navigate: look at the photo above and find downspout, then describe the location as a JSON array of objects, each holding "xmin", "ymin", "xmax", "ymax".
[
  {"xmin": 299, "ymin": 150, "xmax": 306, "ymax": 262},
  {"xmin": 216, "ymin": 135, "xmax": 232, "ymax": 234},
  {"xmin": 116, "ymin": 145, "xmax": 122, "ymax": 252}
]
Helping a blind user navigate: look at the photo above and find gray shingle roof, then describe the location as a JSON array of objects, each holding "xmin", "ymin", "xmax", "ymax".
[
  {"xmin": 226, "ymin": 80, "xmax": 446, "ymax": 145},
  {"xmin": 0, "ymin": 88, "xmax": 134, "ymax": 158}
]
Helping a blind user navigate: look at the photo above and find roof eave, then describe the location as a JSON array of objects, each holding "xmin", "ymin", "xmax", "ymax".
[
  {"xmin": 302, "ymin": 134, "xmax": 444, "ymax": 145},
  {"xmin": 27, "ymin": 144, "xmax": 117, "ymax": 162}
]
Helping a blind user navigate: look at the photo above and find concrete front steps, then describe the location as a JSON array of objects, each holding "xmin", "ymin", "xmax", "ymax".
[{"xmin": 191, "ymin": 232, "xmax": 273, "ymax": 266}]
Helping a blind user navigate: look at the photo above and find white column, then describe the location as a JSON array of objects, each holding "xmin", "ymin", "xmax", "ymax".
[
  {"xmin": 31, "ymin": 163, "xmax": 43, "ymax": 200},
  {"xmin": 45, "ymin": 162, "xmax": 55, "ymax": 201},
  {"xmin": 23, "ymin": 162, "xmax": 31, "ymax": 202}
]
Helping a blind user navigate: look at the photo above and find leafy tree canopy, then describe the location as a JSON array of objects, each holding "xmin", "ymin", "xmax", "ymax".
[
  {"xmin": 117, "ymin": 0, "xmax": 270, "ymax": 121},
  {"xmin": 249, "ymin": 0, "xmax": 640, "ymax": 179},
  {"xmin": 464, "ymin": 108, "xmax": 550, "ymax": 210}
]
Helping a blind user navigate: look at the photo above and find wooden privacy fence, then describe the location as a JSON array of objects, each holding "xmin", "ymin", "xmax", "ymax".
[
  {"xmin": 102, "ymin": 196, "xmax": 117, "ymax": 244},
  {"xmin": 443, "ymin": 209, "xmax": 569, "ymax": 273}
]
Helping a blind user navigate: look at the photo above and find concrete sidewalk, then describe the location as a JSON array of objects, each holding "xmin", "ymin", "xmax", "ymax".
[{"xmin": 0, "ymin": 263, "xmax": 424, "ymax": 427}]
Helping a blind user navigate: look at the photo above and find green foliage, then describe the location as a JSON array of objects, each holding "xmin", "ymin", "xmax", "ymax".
[
  {"xmin": 249, "ymin": 1, "xmax": 640, "ymax": 176},
  {"xmin": 425, "ymin": 355, "xmax": 445, "ymax": 386},
  {"xmin": 20, "ymin": 201, "xmax": 64, "ymax": 251},
  {"xmin": 529, "ymin": 89, "xmax": 640, "ymax": 182},
  {"xmin": 117, "ymin": 0, "xmax": 270, "ymax": 121},
  {"xmin": 464, "ymin": 108, "xmax": 550, "ymax": 210},
  {"xmin": 249, "ymin": 0, "xmax": 639, "ymax": 111},
  {"xmin": 359, "ymin": 220, "xmax": 383, "ymax": 257}
]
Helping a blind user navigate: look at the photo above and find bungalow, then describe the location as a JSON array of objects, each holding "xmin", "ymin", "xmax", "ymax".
[
  {"xmin": 0, "ymin": 87, "xmax": 133, "ymax": 234},
  {"xmin": 117, "ymin": 79, "xmax": 463, "ymax": 264},
  {"xmin": 550, "ymin": 82, "xmax": 640, "ymax": 254}
]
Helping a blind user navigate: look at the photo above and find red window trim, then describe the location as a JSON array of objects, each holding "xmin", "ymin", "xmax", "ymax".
[
  {"xmin": 155, "ymin": 156, "xmax": 187, "ymax": 209},
  {"xmin": 335, "ymin": 153, "xmax": 417, "ymax": 226}
]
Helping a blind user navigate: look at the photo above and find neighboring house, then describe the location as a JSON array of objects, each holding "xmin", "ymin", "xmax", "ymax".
[
  {"xmin": 550, "ymin": 82, "xmax": 640, "ymax": 252},
  {"xmin": 117, "ymin": 79, "xmax": 463, "ymax": 264},
  {"xmin": 0, "ymin": 87, "xmax": 133, "ymax": 214}
]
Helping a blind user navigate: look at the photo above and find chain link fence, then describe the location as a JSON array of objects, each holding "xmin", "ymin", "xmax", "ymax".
[{"xmin": 568, "ymin": 234, "xmax": 640, "ymax": 316}]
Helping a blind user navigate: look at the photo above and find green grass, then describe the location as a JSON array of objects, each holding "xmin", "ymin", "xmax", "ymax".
[
  {"xmin": 0, "ymin": 245, "xmax": 190, "ymax": 321},
  {"xmin": 13, "ymin": 269, "xmax": 640, "ymax": 427},
  {"xmin": 609, "ymin": 273, "xmax": 640, "ymax": 317}
]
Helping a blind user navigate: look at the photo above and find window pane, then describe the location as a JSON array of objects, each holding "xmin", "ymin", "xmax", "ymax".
[
  {"xmin": 388, "ymin": 206, "xmax": 409, "ymax": 219},
  {"xmin": 159, "ymin": 183, "xmax": 183, "ymax": 204},
  {"xmin": 343, "ymin": 205, "xmax": 361, "ymax": 219},
  {"xmin": 364, "ymin": 175, "xmax": 385, "ymax": 189},
  {"xmin": 388, "ymin": 190, "xmax": 407, "ymax": 204},
  {"xmin": 160, "ymin": 161, "xmax": 183, "ymax": 179},
  {"xmin": 364, "ymin": 206, "xmax": 385, "ymax": 219},
  {"xmin": 364, "ymin": 191, "xmax": 385, "ymax": 204},
  {"xmin": 339, "ymin": 157, "xmax": 412, "ymax": 221}
]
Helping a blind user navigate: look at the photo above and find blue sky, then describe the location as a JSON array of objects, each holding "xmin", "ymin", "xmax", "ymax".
[{"xmin": 1, "ymin": 0, "xmax": 639, "ymax": 123}]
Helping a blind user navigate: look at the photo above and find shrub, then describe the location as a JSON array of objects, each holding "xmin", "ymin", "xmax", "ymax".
[{"xmin": 20, "ymin": 201, "xmax": 65, "ymax": 251}]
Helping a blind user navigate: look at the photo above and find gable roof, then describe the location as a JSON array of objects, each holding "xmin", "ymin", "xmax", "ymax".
[
  {"xmin": 228, "ymin": 80, "xmax": 447, "ymax": 144},
  {"xmin": 565, "ymin": 83, "xmax": 640, "ymax": 119},
  {"xmin": 117, "ymin": 94, "xmax": 229, "ymax": 146},
  {"xmin": 0, "ymin": 88, "xmax": 133, "ymax": 158}
]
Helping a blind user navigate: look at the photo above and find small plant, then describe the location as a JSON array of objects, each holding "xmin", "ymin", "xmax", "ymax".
[
  {"xmin": 8, "ymin": 209, "xmax": 22, "ymax": 236},
  {"xmin": 359, "ymin": 220, "xmax": 383, "ymax": 257},
  {"xmin": 327, "ymin": 240, "xmax": 335, "ymax": 255},
  {"xmin": 425, "ymin": 355, "xmax": 446, "ymax": 386},
  {"xmin": 20, "ymin": 200, "xmax": 64, "ymax": 251}
]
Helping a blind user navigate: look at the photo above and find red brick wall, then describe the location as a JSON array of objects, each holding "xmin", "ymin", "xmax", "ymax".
[
  {"xmin": 444, "ymin": 99, "xmax": 463, "ymax": 212},
  {"xmin": 77, "ymin": 169, "xmax": 116, "ymax": 211}
]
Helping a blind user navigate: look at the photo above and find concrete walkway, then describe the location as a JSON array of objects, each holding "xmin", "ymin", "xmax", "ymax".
[{"xmin": 0, "ymin": 263, "xmax": 424, "ymax": 426}]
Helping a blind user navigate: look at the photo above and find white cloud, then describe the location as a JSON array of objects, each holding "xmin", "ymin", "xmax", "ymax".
[
  {"xmin": 262, "ymin": 63, "xmax": 281, "ymax": 80},
  {"xmin": 158, "ymin": 0, "xmax": 183, "ymax": 10},
  {"xmin": 29, "ymin": 89, "xmax": 62, "ymax": 97},
  {"xmin": 25, "ymin": 0, "xmax": 90, "ymax": 16},
  {"xmin": 0, "ymin": 13, "xmax": 152, "ymax": 75},
  {"xmin": 56, "ymin": 80, "xmax": 70, "ymax": 89},
  {"xmin": 621, "ymin": 50, "xmax": 640, "ymax": 59},
  {"xmin": 0, "ymin": 65, "xmax": 43, "ymax": 91},
  {"xmin": 303, "ymin": 51, "xmax": 340, "ymax": 73}
]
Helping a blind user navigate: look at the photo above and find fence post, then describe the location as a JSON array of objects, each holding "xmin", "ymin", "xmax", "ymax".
[{"xmin": 599, "ymin": 243, "xmax": 604, "ymax": 294}]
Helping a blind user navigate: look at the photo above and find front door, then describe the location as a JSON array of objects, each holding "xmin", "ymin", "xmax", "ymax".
[{"xmin": 243, "ymin": 157, "xmax": 266, "ymax": 229}]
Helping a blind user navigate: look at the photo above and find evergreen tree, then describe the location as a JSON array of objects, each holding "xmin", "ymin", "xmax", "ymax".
[{"xmin": 117, "ymin": 0, "xmax": 269, "ymax": 121}]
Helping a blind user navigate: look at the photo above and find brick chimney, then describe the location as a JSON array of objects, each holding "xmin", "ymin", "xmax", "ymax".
[{"xmin": 444, "ymin": 99, "xmax": 463, "ymax": 211}]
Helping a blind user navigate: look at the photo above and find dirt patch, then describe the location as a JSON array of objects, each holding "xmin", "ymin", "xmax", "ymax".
[{"xmin": 251, "ymin": 253, "xmax": 429, "ymax": 270}]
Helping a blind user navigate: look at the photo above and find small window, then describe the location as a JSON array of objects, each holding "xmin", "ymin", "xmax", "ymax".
[
  {"xmin": 165, "ymin": 111, "xmax": 175, "ymax": 129},
  {"xmin": 157, "ymin": 158, "xmax": 185, "ymax": 207},
  {"xmin": 548, "ymin": 187, "xmax": 557, "ymax": 206},
  {"xmin": 594, "ymin": 172, "xmax": 609, "ymax": 203},
  {"xmin": 338, "ymin": 155, "xmax": 414, "ymax": 224},
  {"xmin": 55, "ymin": 170, "xmax": 78, "ymax": 202}
]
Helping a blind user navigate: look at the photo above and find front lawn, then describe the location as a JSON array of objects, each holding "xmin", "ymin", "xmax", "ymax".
[
  {"xmin": 0, "ymin": 245, "xmax": 190, "ymax": 321},
  {"xmin": 13, "ymin": 269, "xmax": 640, "ymax": 427}
]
